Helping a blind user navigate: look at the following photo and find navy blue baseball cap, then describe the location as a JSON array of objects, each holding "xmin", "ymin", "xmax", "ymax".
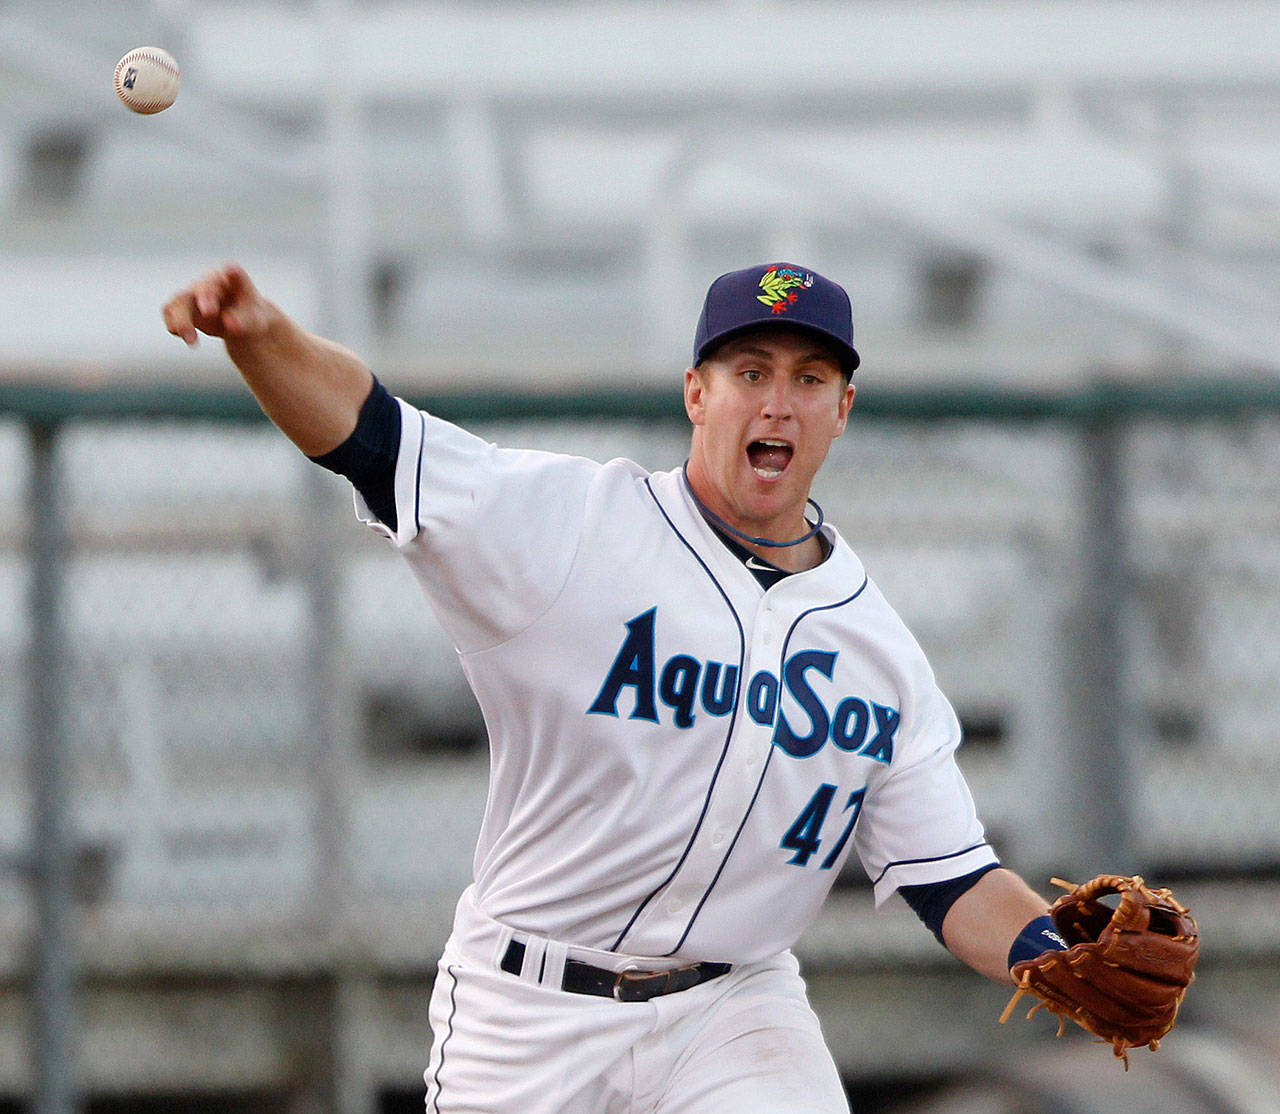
[{"xmin": 693, "ymin": 262, "xmax": 860, "ymax": 374}]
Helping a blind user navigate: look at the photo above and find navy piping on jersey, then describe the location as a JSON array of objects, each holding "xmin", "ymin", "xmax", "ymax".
[
  {"xmin": 413, "ymin": 408, "xmax": 426, "ymax": 536},
  {"xmin": 608, "ymin": 478, "xmax": 747, "ymax": 955},
  {"xmin": 667, "ymin": 733, "xmax": 779, "ymax": 956},
  {"xmin": 428, "ymin": 963, "xmax": 461, "ymax": 1114},
  {"xmin": 668, "ymin": 577, "xmax": 870, "ymax": 954},
  {"xmin": 871, "ymin": 841, "xmax": 994, "ymax": 887}
]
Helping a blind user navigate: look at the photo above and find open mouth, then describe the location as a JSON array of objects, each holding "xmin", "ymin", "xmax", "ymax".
[{"xmin": 747, "ymin": 439, "xmax": 793, "ymax": 479}]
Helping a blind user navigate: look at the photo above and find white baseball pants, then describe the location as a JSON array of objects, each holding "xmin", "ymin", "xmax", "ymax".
[{"xmin": 423, "ymin": 888, "xmax": 850, "ymax": 1114}]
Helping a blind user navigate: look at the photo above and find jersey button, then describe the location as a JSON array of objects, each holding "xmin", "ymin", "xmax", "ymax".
[
  {"xmin": 667, "ymin": 898, "xmax": 685, "ymax": 914},
  {"xmin": 712, "ymin": 828, "xmax": 728, "ymax": 846}
]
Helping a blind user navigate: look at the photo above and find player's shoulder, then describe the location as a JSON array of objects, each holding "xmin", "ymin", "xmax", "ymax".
[
  {"xmin": 600, "ymin": 455, "xmax": 653, "ymax": 480},
  {"xmin": 853, "ymin": 567, "xmax": 942, "ymax": 678},
  {"xmin": 586, "ymin": 455, "xmax": 668, "ymax": 505},
  {"xmin": 820, "ymin": 530, "xmax": 923, "ymax": 635},
  {"xmin": 570, "ymin": 458, "xmax": 680, "ymax": 529}
]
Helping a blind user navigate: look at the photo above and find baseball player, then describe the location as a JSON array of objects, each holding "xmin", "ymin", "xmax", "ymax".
[{"xmin": 164, "ymin": 262, "xmax": 1069, "ymax": 1113}]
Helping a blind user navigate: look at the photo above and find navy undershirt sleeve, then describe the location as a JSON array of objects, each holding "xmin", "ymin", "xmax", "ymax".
[
  {"xmin": 308, "ymin": 376, "xmax": 401, "ymax": 532},
  {"xmin": 898, "ymin": 862, "xmax": 1001, "ymax": 947}
]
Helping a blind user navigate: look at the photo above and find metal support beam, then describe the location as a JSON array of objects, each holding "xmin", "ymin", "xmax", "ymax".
[
  {"xmin": 26, "ymin": 420, "xmax": 80, "ymax": 1114},
  {"xmin": 1073, "ymin": 412, "xmax": 1137, "ymax": 874},
  {"xmin": 306, "ymin": 5, "xmax": 375, "ymax": 1112}
]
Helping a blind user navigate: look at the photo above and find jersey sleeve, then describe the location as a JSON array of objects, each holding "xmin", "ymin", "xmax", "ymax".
[
  {"xmin": 898, "ymin": 863, "xmax": 1000, "ymax": 945},
  {"xmin": 309, "ymin": 376, "xmax": 400, "ymax": 531},
  {"xmin": 357, "ymin": 398, "xmax": 600, "ymax": 653},
  {"xmin": 351, "ymin": 397, "xmax": 426, "ymax": 547},
  {"xmin": 852, "ymin": 654, "xmax": 999, "ymax": 907}
]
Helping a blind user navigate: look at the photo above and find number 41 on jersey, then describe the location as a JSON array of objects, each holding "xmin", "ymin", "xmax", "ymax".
[{"xmin": 782, "ymin": 783, "xmax": 866, "ymax": 869}]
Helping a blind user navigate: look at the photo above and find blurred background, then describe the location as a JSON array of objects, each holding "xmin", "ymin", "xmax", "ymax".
[{"xmin": 2, "ymin": 2, "xmax": 1279, "ymax": 1112}]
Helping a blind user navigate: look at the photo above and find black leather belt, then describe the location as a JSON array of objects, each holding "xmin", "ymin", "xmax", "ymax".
[{"xmin": 500, "ymin": 939, "xmax": 731, "ymax": 1003}]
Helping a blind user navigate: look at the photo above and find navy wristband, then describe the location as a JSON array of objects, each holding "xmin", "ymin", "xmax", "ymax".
[{"xmin": 1008, "ymin": 914, "xmax": 1068, "ymax": 969}]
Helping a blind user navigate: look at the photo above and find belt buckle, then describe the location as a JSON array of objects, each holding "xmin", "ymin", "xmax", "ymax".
[
  {"xmin": 612, "ymin": 965, "xmax": 656, "ymax": 1003},
  {"xmin": 613, "ymin": 963, "xmax": 703, "ymax": 1002}
]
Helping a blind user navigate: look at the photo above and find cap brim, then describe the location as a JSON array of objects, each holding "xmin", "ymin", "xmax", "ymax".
[{"xmin": 696, "ymin": 321, "xmax": 860, "ymax": 374}]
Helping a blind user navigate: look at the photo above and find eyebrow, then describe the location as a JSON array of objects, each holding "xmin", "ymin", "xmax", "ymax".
[{"xmin": 726, "ymin": 344, "xmax": 839, "ymax": 368}]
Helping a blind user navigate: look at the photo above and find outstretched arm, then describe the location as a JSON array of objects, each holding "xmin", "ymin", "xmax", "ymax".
[
  {"xmin": 162, "ymin": 262, "xmax": 373, "ymax": 456},
  {"xmin": 940, "ymin": 867, "xmax": 1051, "ymax": 983}
]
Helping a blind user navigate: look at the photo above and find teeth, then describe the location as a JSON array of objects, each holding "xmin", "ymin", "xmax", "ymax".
[{"xmin": 748, "ymin": 438, "xmax": 791, "ymax": 480}]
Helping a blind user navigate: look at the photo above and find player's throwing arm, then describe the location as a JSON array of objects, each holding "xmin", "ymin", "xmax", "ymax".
[{"xmin": 163, "ymin": 263, "xmax": 372, "ymax": 455}]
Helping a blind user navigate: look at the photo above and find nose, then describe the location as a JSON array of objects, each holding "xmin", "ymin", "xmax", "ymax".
[{"xmin": 760, "ymin": 378, "xmax": 794, "ymax": 420}]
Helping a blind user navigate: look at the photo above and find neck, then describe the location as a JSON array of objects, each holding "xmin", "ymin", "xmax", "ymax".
[
  {"xmin": 748, "ymin": 532, "xmax": 826, "ymax": 573},
  {"xmin": 681, "ymin": 466, "xmax": 826, "ymax": 570}
]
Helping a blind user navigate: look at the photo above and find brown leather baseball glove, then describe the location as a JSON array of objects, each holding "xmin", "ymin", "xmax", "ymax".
[{"xmin": 999, "ymin": 874, "xmax": 1200, "ymax": 1067}]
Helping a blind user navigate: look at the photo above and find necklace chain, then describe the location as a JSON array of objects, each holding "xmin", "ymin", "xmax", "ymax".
[{"xmin": 682, "ymin": 467, "xmax": 825, "ymax": 549}]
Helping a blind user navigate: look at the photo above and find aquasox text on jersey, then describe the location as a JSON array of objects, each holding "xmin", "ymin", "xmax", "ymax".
[{"xmin": 586, "ymin": 606, "xmax": 901, "ymax": 764}]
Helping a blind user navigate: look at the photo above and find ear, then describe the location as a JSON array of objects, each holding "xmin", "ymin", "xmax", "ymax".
[
  {"xmin": 684, "ymin": 366, "xmax": 708, "ymax": 426},
  {"xmin": 833, "ymin": 383, "xmax": 855, "ymax": 437}
]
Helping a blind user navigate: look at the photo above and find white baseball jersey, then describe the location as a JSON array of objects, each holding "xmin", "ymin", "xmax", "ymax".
[{"xmin": 359, "ymin": 399, "xmax": 997, "ymax": 966}]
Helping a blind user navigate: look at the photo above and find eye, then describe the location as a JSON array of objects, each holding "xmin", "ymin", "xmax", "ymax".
[{"xmin": 742, "ymin": 368, "xmax": 764, "ymax": 383}]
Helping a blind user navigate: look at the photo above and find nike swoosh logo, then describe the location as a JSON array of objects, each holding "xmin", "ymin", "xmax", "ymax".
[{"xmin": 745, "ymin": 556, "xmax": 777, "ymax": 572}]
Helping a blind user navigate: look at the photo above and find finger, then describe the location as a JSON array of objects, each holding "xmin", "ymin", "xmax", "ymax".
[
  {"xmin": 218, "ymin": 263, "xmax": 267, "ymax": 335},
  {"xmin": 194, "ymin": 269, "xmax": 231, "ymax": 318},
  {"xmin": 162, "ymin": 294, "xmax": 199, "ymax": 346},
  {"xmin": 221, "ymin": 260, "xmax": 251, "ymax": 293},
  {"xmin": 213, "ymin": 261, "xmax": 255, "ymax": 309}
]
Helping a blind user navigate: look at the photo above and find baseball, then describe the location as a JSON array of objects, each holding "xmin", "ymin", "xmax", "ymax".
[{"xmin": 114, "ymin": 47, "xmax": 181, "ymax": 114}]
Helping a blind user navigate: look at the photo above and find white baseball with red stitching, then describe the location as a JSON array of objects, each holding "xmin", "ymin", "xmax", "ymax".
[{"xmin": 114, "ymin": 47, "xmax": 181, "ymax": 114}]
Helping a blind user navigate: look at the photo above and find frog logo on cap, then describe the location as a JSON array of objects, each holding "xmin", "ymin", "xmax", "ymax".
[{"xmin": 756, "ymin": 266, "xmax": 814, "ymax": 314}]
